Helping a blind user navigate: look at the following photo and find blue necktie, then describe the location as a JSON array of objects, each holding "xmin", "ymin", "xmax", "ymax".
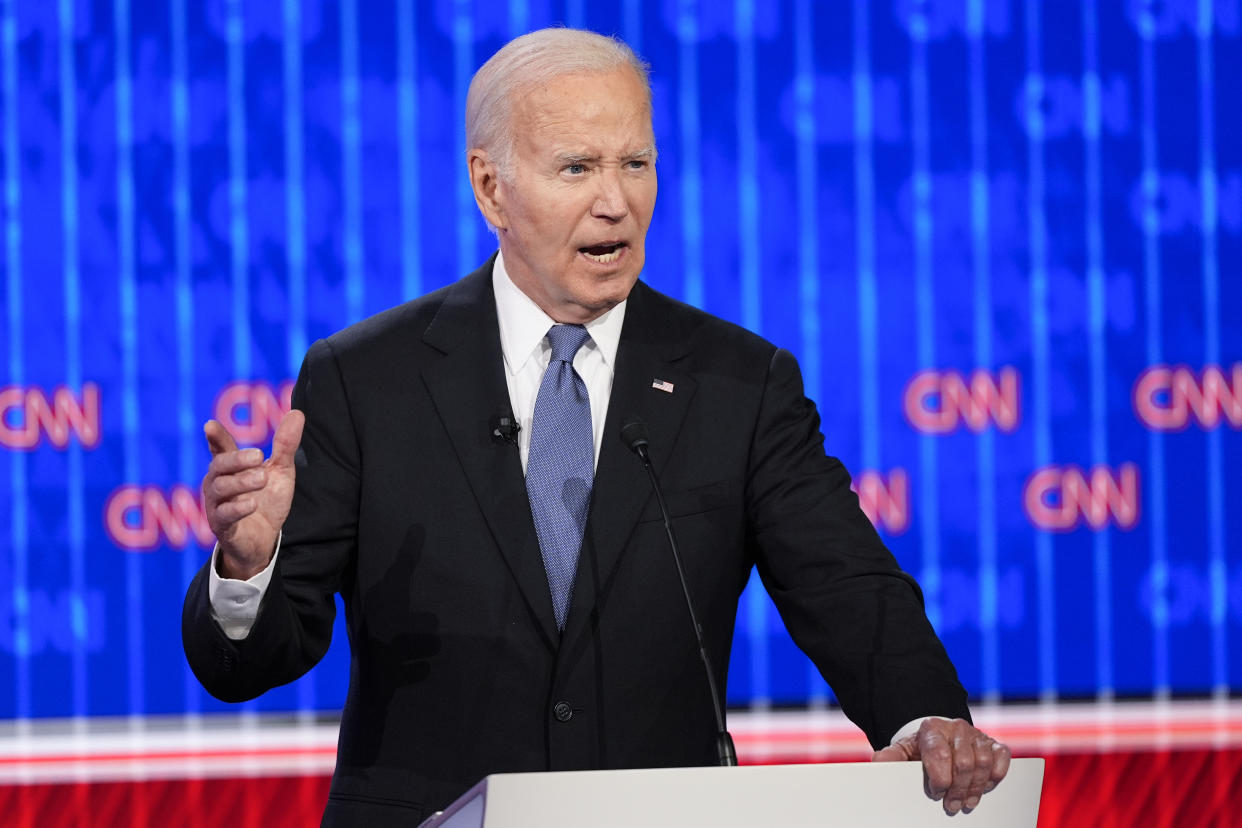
[{"xmin": 526, "ymin": 324, "xmax": 594, "ymax": 630}]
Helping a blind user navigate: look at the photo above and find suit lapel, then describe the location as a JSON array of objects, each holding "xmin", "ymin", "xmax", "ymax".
[
  {"xmin": 421, "ymin": 261, "xmax": 560, "ymax": 647},
  {"xmin": 564, "ymin": 282, "xmax": 699, "ymax": 639}
]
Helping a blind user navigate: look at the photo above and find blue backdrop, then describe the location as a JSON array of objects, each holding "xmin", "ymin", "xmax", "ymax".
[{"xmin": 1, "ymin": 0, "xmax": 1239, "ymax": 721}]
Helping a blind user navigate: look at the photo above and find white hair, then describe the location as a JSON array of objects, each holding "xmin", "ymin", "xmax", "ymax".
[{"xmin": 466, "ymin": 27, "xmax": 652, "ymax": 181}]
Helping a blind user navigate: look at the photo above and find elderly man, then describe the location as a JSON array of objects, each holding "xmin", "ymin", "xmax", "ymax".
[{"xmin": 184, "ymin": 28, "xmax": 1009, "ymax": 825}]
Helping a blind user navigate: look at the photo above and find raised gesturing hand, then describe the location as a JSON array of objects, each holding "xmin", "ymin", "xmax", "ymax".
[{"xmin": 201, "ymin": 410, "xmax": 305, "ymax": 580}]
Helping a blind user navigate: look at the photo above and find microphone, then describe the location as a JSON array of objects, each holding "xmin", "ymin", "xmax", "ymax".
[
  {"xmin": 619, "ymin": 420, "xmax": 650, "ymax": 456},
  {"xmin": 620, "ymin": 417, "xmax": 738, "ymax": 768},
  {"xmin": 491, "ymin": 414, "xmax": 520, "ymax": 447}
]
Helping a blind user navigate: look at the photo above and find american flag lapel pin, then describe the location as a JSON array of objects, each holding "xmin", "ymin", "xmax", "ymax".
[{"xmin": 651, "ymin": 378, "xmax": 675, "ymax": 393}]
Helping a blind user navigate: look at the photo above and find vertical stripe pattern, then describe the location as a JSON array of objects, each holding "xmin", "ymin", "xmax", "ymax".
[
  {"xmin": 908, "ymin": 1, "xmax": 941, "ymax": 631},
  {"xmin": 677, "ymin": 0, "xmax": 703, "ymax": 308},
  {"xmin": 0, "ymin": 0, "xmax": 1234, "ymax": 725},
  {"xmin": 112, "ymin": 0, "xmax": 144, "ymax": 718},
  {"xmin": 793, "ymin": 0, "xmax": 820, "ymax": 405},
  {"xmin": 397, "ymin": 0, "xmax": 423, "ymax": 301},
  {"xmin": 453, "ymin": 0, "xmax": 475, "ymax": 273},
  {"xmin": 59, "ymin": 0, "xmax": 89, "ymax": 718},
  {"xmin": 967, "ymin": 0, "xmax": 999, "ymax": 703},
  {"xmin": 1195, "ymin": 0, "xmax": 1226, "ymax": 695},
  {"xmin": 226, "ymin": 0, "xmax": 250, "ymax": 380},
  {"xmin": 1137, "ymin": 6, "xmax": 1169, "ymax": 697},
  {"xmin": 735, "ymin": 0, "xmax": 759, "ymax": 334},
  {"xmin": 340, "ymin": 0, "xmax": 364, "ymax": 324},
  {"xmin": 1024, "ymin": 0, "xmax": 1056, "ymax": 700},
  {"xmin": 1081, "ymin": 0, "xmax": 1113, "ymax": 699},
  {"xmin": 284, "ymin": 0, "xmax": 307, "ymax": 370},
  {"xmin": 853, "ymin": 0, "xmax": 880, "ymax": 474},
  {"xmin": 170, "ymin": 0, "xmax": 199, "ymax": 714},
  {"xmin": 2, "ymin": 0, "xmax": 29, "ymax": 722}
]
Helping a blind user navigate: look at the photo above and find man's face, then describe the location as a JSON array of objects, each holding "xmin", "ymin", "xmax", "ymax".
[{"xmin": 486, "ymin": 67, "xmax": 657, "ymax": 323}]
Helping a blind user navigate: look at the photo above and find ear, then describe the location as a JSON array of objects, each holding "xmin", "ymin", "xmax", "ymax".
[{"xmin": 467, "ymin": 148, "xmax": 506, "ymax": 230}]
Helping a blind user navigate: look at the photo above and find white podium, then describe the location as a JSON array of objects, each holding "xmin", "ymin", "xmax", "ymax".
[{"xmin": 423, "ymin": 758, "xmax": 1044, "ymax": 827}]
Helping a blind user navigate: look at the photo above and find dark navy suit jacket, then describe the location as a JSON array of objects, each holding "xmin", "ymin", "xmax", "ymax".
[{"xmin": 183, "ymin": 257, "xmax": 969, "ymax": 825}]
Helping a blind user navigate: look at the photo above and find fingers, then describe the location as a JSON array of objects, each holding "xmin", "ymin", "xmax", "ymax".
[
  {"xmin": 199, "ymin": 414, "xmax": 296, "ymax": 573},
  {"xmin": 206, "ymin": 446, "xmax": 265, "ymax": 477},
  {"xmin": 915, "ymin": 719, "xmax": 1011, "ymax": 816},
  {"xmin": 213, "ymin": 493, "xmax": 259, "ymax": 523},
  {"xmin": 202, "ymin": 455, "xmax": 266, "ymax": 533},
  {"xmin": 204, "ymin": 420, "xmax": 262, "ymax": 477},
  {"xmin": 269, "ymin": 409, "xmax": 305, "ymax": 469},
  {"xmin": 206, "ymin": 465, "xmax": 268, "ymax": 501},
  {"xmin": 917, "ymin": 723, "xmax": 954, "ymax": 802},
  {"xmin": 204, "ymin": 419, "xmax": 239, "ymax": 456},
  {"xmin": 957, "ymin": 735, "xmax": 996, "ymax": 813},
  {"xmin": 941, "ymin": 730, "xmax": 981, "ymax": 814},
  {"xmin": 987, "ymin": 741, "xmax": 1012, "ymax": 793},
  {"xmin": 881, "ymin": 719, "xmax": 1012, "ymax": 816},
  {"xmin": 202, "ymin": 421, "xmax": 267, "ymax": 535}
]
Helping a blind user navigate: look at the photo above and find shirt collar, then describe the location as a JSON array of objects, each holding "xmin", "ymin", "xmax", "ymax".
[{"xmin": 492, "ymin": 250, "xmax": 627, "ymax": 376}]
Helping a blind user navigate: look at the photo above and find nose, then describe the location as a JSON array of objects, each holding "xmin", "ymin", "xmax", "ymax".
[{"xmin": 591, "ymin": 168, "xmax": 630, "ymax": 221}]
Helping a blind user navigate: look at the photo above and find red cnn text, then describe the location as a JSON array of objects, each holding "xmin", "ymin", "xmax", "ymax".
[
  {"xmin": 903, "ymin": 367, "xmax": 1020, "ymax": 434},
  {"xmin": 1133, "ymin": 363, "xmax": 1242, "ymax": 431},
  {"xmin": 105, "ymin": 484, "xmax": 214, "ymax": 551},
  {"xmin": 0, "ymin": 383, "xmax": 101, "ymax": 450},
  {"xmin": 1023, "ymin": 463, "xmax": 1140, "ymax": 532}
]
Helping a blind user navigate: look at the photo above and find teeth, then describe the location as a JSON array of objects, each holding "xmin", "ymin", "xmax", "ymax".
[{"xmin": 582, "ymin": 247, "xmax": 623, "ymax": 263}]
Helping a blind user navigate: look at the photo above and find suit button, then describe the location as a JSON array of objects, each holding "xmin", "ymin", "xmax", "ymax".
[{"xmin": 552, "ymin": 701, "xmax": 573, "ymax": 722}]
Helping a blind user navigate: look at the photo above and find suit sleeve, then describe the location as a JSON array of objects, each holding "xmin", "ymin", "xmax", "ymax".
[
  {"xmin": 182, "ymin": 338, "xmax": 358, "ymax": 703},
  {"xmin": 745, "ymin": 348, "xmax": 970, "ymax": 748}
]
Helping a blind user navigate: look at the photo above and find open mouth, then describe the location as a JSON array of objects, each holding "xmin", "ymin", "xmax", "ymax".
[{"xmin": 579, "ymin": 242, "xmax": 627, "ymax": 264}]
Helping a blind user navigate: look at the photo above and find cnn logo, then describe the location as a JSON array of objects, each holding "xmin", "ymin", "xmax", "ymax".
[
  {"xmin": 1023, "ymin": 464, "xmax": 1140, "ymax": 532},
  {"xmin": 1133, "ymin": 363, "xmax": 1241, "ymax": 431},
  {"xmin": 0, "ymin": 383, "xmax": 100, "ymax": 450},
  {"xmin": 904, "ymin": 368, "xmax": 1020, "ymax": 434},
  {"xmin": 105, "ymin": 484, "xmax": 214, "ymax": 551}
]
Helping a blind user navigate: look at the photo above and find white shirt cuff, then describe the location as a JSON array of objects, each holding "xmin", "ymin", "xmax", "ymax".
[
  {"xmin": 890, "ymin": 715, "xmax": 950, "ymax": 745},
  {"xmin": 207, "ymin": 533, "xmax": 281, "ymax": 641}
]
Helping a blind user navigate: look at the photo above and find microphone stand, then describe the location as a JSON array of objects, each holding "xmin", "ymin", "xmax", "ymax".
[{"xmin": 621, "ymin": 420, "xmax": 737, "ymax": 767}]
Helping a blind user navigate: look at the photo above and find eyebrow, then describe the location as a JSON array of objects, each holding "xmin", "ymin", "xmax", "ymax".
[
  {"xmin": 554, "ymin": 152, "xmax": 596, "ymax": 165},
  {"xmin": 552, "ymin": 146, "xmax": 657, "ymax": 165}
]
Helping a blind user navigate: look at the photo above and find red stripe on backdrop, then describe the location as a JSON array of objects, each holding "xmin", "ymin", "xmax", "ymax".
[
  {"xmin": 0, "ymin": 775, "xmax": 333, "ymax": 828},
  {"xmin": 0, "ymin": 749, "xmax": 1238, "ymax": 826},
  {"xmin": 1036, "ymin": 748, "xmax": 1242, "ymax": 828},
  {"xmin": 0, "ymin": 746, "xmax": 340, "ymax": 766}
]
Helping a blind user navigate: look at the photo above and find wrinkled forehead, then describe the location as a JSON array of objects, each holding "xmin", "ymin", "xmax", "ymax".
[
  {"xmin": 509, "ymin": 67, "xmax": 655, "ymax": 149},
  {"xmin": 510, "ymin": 62, "xmax": 654, "ymax": 114}
]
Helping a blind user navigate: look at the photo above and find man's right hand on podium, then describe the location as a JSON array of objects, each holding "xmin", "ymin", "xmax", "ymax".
[
  {"xmin": 872, "ymin": 717, "xmax": 1012, "ymax": 817},
  {"xmin": 202, "ymin": 410, "xmax": 304, "ymax": 580}
]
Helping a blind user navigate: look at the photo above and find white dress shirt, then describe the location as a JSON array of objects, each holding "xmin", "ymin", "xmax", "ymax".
[{"xmin": 491, "ymin": 251, "xmax": 626, "ymax": 472}]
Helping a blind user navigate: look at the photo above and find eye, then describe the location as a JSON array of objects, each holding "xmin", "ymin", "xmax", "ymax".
[
  {"xmin": 565, "ymin": 163, "xmax": 586, "ymax": 175},
  {"xmin": 626, "ymin": 159, "xmax": 647, "ymax": 170}
]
